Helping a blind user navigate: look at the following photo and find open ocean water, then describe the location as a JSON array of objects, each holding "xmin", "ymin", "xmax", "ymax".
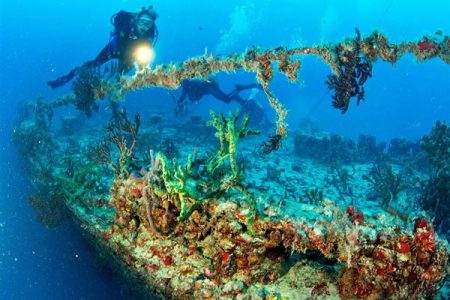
[{"xmin": 1, "ymin": 1, "xmax": 449, "ymax": 299}]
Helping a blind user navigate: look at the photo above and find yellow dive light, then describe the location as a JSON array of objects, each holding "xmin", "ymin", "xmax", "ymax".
[{"xmin": 133, "ymin": 43, "xmax": 155, "ymax": 69}]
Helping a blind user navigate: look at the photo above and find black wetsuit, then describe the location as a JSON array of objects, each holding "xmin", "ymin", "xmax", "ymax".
[
  {"xmin": 175, "ymin": 79, "xmax": 267, "ymax": 124},
  {"xmin": 178, "ymin": 80, "xmax": 233, "ymax": 104},
  {"xmin": 48, "ymin": 10, "xmax": 157, "ymax": 89},
  {"xmin": 176, "ymin": 80, "xmax": 260, "ymax": 107}
]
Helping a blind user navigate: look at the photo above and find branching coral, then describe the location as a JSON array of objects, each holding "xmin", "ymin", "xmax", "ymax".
[
  {"xmin": 363, "ymin": 163, "xmax": 407, "ymax": 208},
  {"xmin": 96, "ymin": 108, "xmax": 141, "ymax": 176},
  {"xmin": 301, "ymin": 188, "xmax": 324, "ymax": 205},
  {"xmin": 71, "ymin": 67, "xmax": 103, "ymax": 117},
  {"xmin": 56, "ymin": 158, "xmax": 105, "ymax": 206},
  {"xmin": 207, "ymin": 109, "xmax": 260, "ymax": 179},
  {"xmin": 155, "ymin": 151, "xmax": 204, "ymax": 222},
  {"xmin": 327, "ymin": 163, "xmax": 355, "ymax": 204},
  {"xmin": 140, "ymin": 110, "xmax": 260, "ymax": 231}
]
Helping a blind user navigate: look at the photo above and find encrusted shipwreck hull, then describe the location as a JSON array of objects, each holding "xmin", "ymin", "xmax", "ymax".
[
  {"xmin": 13, "ymin": 31, "xmax": 450, "ymax": 299},
  {"xmin": 66, "ymin": 174, "xmax": 448, "ymax": 299}
]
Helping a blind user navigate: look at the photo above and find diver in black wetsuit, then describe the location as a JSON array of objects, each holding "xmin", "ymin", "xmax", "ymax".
[
  {"xmin": 175, "ymin": 79, "xmax": 269, "ymax": 126},
  {"xmin": 48, "ymin": 6, "xmax": 158, "ymax": 89}
]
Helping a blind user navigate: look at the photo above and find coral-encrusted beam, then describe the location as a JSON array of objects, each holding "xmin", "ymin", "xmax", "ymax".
[{"xmin": 86, "ymin": 32, "xmax": 449, "ymax": 141}]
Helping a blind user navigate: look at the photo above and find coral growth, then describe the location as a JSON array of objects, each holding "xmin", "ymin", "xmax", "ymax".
[
  {"xmin": 71, "ymin": 67, "xmax": 103, "ymax": 117},
  {"xmin": 327, "ymin": 162, "xmax": 355, "ymax": 204},
  {"xmin": 388, "ymin": 138, "xmax": 421, "ymax": 159},
  {"xmin": 13, "ymin": 98, "xmax": 68, "ymax": 227},
  {"xmin": 302, "ymin": 188, "xmax": 324, "ymax": 205},
  {"xmin": 338, "ymin": 215, "xmax": 448, "ymax": 299},
  {"xmin": 326, "ymin": 28, "xmax": 373, "ymax": 113},
  {"xmin": 98, "ymin": 113, "xmax": 448, "ymax": 299},
  {"xmin": 13, "ymin": 103, "xmax": 450, "ymax": 299},
  {"xmin": 28, "ymin": 190, "xmax": 68, "ymax": 228},
  {"xmin": 105, "ymin": 185, "xmax": 448, "ymax": 299},
  {"xmin": 129, "ymin": 110, "xmax": 260, "ymax": 236},
  {"xmin": 43, "ymin": 31, "xmax": 449, "ymax": 149},
  {"xmin": 420, "ymin": 121, "xmax": 450, "ymax": 233},
  {"xmin": 261, "ymin": 133, "xmax": 283, "ymax": 154},
  {"xmin": 363, "ymin": 163, "xmax": 407, "ymax": 208},
  {"xmin": 96, "ymin": 108, "xmax": 141, "ymax": 176},
  {"xmin": 11, "ymin": 30, "xmax": 450, "ymax": 299}
]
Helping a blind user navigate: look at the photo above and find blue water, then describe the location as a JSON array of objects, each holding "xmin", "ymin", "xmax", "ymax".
[{"xmin": 1, "ymin": 1, "xmax": 449, "ymax": 299}]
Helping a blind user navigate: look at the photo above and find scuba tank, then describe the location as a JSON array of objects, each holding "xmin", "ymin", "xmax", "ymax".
[{"xmin": 110, "ymin": 10, "xmax": 133, "ymax": 37}]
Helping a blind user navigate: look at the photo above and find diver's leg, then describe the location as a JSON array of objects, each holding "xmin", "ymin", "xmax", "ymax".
[
  {"xmin": 210, "ymin": 89, "xmax": 233, "ymax": 103},
  {"xmin": 83, "ymin": 43, "xmax": 115, "ymax": 69},
  {"xmin": 47, "ymin": 43, "xmax": 114, "ymax": 89},
  {"xmin": 208, "ymin": 81, "xmax": 233, "ymax": 103}
]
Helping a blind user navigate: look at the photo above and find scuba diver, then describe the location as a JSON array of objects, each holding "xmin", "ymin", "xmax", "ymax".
[
  {"xmin": 48, "ymin": 6, "xmax": 158, "ymax": 89},
  {"xmin": 174, "ymin": 79, "xmax": 269, "ymax": 126}
]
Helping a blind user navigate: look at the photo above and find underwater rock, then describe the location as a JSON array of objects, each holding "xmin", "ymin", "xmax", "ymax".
[
  {"xmin": 293, "ymin": 130, "xmax": 355, "ymax": 164},
  {"xmin": 266, "ymin": 163, "xmax": 284, "ymax": 182},
  {"xmin": 387, "ymin": 137, "xmax": 421, "ymax": 160},
  {"xmin": 356, "ymin": 134, "xmax": 386, "ymax": 162}
]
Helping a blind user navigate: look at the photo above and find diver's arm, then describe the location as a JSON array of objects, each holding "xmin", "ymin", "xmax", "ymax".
[{"xmin": 84, "ymin": 38, "xmax": 119, "ymax": 69}]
